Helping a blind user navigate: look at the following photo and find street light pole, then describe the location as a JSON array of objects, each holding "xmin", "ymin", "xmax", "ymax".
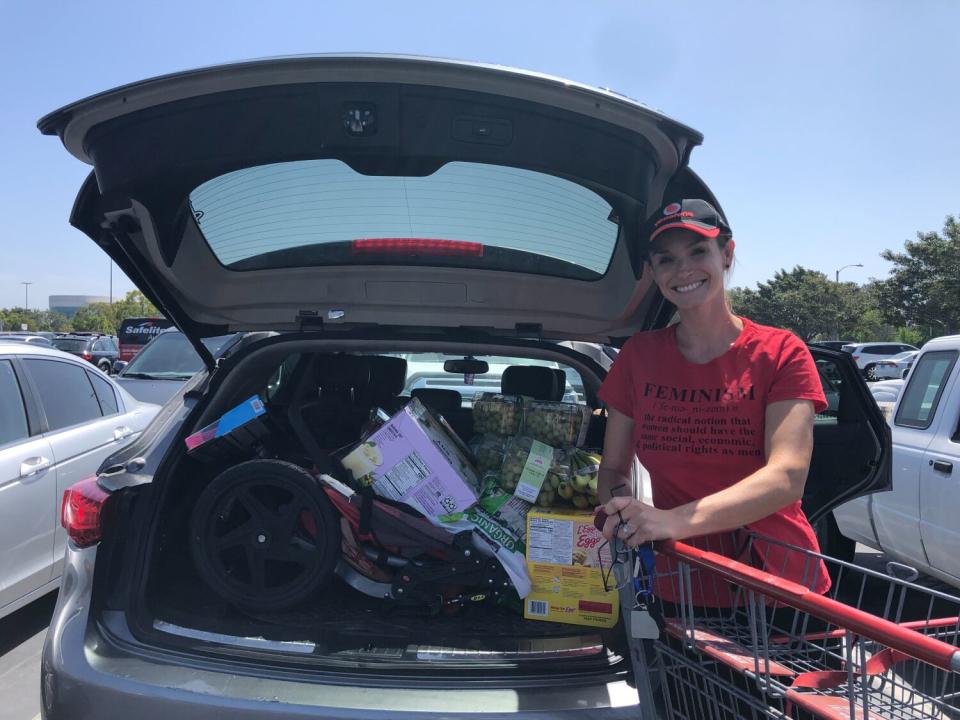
[
  {"xmin": 831, "ymin": 264, "xmax": 862, "ymax": 340},
  {"xmin": 835, "ymin": 263, "xmax": 863, "ymax": 283},
  {"xmin": 20, "ymin": 281, "xmax": 32, "ymax": 311}
]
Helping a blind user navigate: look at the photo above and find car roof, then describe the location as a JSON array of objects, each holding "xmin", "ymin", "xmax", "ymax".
[
  {"xmin": 923, "ymin": 334, "xmax": 960, "ymax": 351},
  {"xmin": 0, "ymin": 340, "xmax": 97, "ymax": 360}
]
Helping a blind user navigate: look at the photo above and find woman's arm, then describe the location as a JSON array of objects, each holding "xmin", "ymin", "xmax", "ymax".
[
  {"xmin": 597, "ymin": 407, "xmax": 635, "ymax": 504},
  {"xmin": 601, "ymin": 399, "xmax": 816, "ymax": 544}
]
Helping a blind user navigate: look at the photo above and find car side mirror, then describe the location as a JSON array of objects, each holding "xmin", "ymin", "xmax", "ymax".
[
  {"xmin": 444, "ymin": 357, "xmax": 489, "ymax": 375},
  {"xmin": 112, "ymin": 360, "xmax": 128, "ymax": 375}
]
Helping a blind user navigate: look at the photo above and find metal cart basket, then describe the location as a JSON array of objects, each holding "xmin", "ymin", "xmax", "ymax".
[{"xmin": 613, "ymin": 531, "xmax": 960, "ymax": 720}]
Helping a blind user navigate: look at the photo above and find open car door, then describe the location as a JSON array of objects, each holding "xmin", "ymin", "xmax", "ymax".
[{"xmin": 803, "ymin": 345, "xmax": 892, "ymax": 524}]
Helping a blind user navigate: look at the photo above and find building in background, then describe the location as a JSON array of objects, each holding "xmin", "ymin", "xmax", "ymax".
[{"xmin": 48, "ymin": 295, "xmax": 111, "ymax": 318}]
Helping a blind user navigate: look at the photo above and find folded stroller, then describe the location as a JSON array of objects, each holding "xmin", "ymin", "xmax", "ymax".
[{"xmin": 190, "ymin": 459, "xmax": 512, "ymax": 614}]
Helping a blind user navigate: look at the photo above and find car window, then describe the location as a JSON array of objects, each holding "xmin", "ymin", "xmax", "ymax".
[
  {"xmin": 190, "ymin": 159, "xmax": 618, "ymax": 279},
  {"xmin": 93, "ymin": 339, "xmax": 106, "ymax": 351},
  {"xmin": 51, "ymin": 337, "xmax": 88, "ymax": 353},
  {"xmin": 814, "ymin": 358, "xmax": 843, "ymax": 425},
  {"xmin": 123, "ymin": 332, "xmax": 233, "ymax": 378},
  {"xmin": 87, "ymin": 371, "xmax": 119, "ymax": 416},
  {"xmin": 398, "ymin": 352, "xmax": 586, "ymax": 406},
  {"xmin": 266, "ymin": 354, "xmax": 301, "ymax": 401},
  {"xmin": 0, "ymin": 360, "xmax": 29, "ymax": 447},
  {"xmin": 23, "ymin": 359, "xmax": 103, "ymax": 431},
  {"xmin": 894, "ymin": 351, "xmax": 958, "ymax": 430}
]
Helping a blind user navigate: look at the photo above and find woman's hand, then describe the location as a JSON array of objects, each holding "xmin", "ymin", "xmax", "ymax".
[{"xmin": 598, "ymin": 496, "xmax": 686, "ymax": 547}]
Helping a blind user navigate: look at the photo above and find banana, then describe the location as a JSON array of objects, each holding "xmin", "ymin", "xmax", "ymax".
[
  {"xmin": 571, "ymin": 494, "xmax": 590, "ymax": 509},
  {"xmin": 557, "ymin": 481, "xmax": 575, "ymax": 500}
]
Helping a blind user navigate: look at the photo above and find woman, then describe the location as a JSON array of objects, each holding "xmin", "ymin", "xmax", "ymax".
[{"xmin": 596, "ymin": 199, "xmax": 829, "ymax": 602}]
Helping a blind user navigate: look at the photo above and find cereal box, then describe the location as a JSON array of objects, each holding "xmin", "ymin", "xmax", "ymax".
[
  {"xmin": 523, "ymin": 507, "xmax": 620, "ymax": 628},
  {"xmin": 340, "ymin": 397, "xmax": 480, "ymax": 524}
]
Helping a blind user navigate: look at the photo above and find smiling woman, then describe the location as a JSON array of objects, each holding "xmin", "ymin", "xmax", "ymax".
[
  {"xmin": 596, "ymin": 198, "xmax": 833, "ymax": 607},
  {"xmin": 189, "ymin": 159, "xmax": 619, "ymax": 277}
]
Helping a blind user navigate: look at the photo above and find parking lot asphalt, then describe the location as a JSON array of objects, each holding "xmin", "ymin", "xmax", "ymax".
[
  {"xmin": 2, "ymin": 546, "xmax": 956, "ymax": 720},
  {"xmin": 0, "ymin": 590, "xmax": 56, "ymax": 720}
]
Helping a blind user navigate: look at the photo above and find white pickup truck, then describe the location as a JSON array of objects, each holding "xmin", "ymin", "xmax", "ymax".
[{"xmin": 833, "ymin": 334, "xmax": 960, "ymax": 585}]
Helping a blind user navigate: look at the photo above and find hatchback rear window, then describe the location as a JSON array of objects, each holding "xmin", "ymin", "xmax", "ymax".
[
  {"xmin": 51, "ymin": 338, "xmax": 89, "ymax": 352},
  {"xmin": 189, "ymin": 160, "xmax": 619, "ymax": 278}
]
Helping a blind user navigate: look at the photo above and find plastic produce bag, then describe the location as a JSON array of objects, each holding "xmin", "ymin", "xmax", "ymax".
[
  {"xmin": 498, "ymin": 436, "xmax": 573, "ymax": 507},
  {"xmin": 522, "ymin": 400, "xmax": 592, "ymax": 447},
  {"xmin": 473, "ymin": 393, "xmax": 523, "ymax": 436},
  {"xmin": 469, "ymin": 434, "xmax": 507, "ymax": 476},
  {"xmin": 476, "ymin": 474, "xmax": 533, "ymax": 540},
  {"xmin": 442, "ymin": 499, "xmax": 532, "ymax": 597}
]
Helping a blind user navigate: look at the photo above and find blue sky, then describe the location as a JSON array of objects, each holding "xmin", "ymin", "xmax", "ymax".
[{"xmin": 2, "ymin": 0, "xmax": 958, "ymax": 310}]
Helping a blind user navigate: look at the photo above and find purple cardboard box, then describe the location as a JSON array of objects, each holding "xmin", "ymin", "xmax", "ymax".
[{"xmin": 341, "ymin": 398, "xmax": 479, "ymax": 523}]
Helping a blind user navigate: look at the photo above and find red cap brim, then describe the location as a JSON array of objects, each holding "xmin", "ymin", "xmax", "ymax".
[{"xmin": 649, "ymin": 222, "xmax": 721, "ymax": 243}]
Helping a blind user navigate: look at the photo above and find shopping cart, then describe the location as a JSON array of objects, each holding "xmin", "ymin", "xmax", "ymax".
[{"xmin": 610, "ymin": 530, "xmax": 960, "ymax": 720}]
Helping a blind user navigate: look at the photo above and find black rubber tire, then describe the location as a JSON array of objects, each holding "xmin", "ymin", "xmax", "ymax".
[
  {"xmin": 190, "ymin": 460, "xmax": 341, "ymax": 612},
  {"xmin": 98, "ymin": 360, "xmax": 112, "ymax": 374},
  {"xmin": 864, "ymin": 364, "xmax": 879, "ymax": 382}
]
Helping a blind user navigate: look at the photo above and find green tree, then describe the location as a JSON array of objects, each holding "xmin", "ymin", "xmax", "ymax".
[
  {"xmin": 33, "ymin": 310, "xmax": 72, "ymax": 332},
  {"xmin": 875, "ymin": 214, "xmax": 960, "ymax": 336},
  {"xmin": 0, "ymin": 307, "xmax": 68, "ymax": 332},
  {"xmin": 730, "ymin": 267, "xmax": 841, "ymax": 341},
  {"xmin": 107, "ymin": 290, "xmax": 161, "ymax": 333},
  {"xmin": 71, "ymin": 302, "xmax": 116, "ymax": 334}
]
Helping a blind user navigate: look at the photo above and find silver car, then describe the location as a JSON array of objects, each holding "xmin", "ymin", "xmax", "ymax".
[{"xmin": 0, "ymin": 341, "xmax": 158, "ymax": 620}]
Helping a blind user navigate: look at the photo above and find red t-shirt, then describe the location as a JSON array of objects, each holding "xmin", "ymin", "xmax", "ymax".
[{"xmin": 598, "ymin": 317, "xmax": 830, "ymax": 605}]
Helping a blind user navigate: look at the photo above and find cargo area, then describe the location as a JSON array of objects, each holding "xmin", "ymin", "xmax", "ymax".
[{"xmin": 119, "ymin": 339, "xmax": 630, "ymax": 674}]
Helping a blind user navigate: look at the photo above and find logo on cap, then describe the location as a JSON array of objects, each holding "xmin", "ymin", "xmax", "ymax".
[{"xmin": 663, "ymin": 202, "xmax": 682, "ymax": 215}]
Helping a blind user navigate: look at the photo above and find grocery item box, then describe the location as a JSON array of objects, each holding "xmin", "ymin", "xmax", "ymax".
[
  {"xmin": 524, "ymin": 507, "xmax": 619, "ymax": 628},
  {"xmin": 340, "ymin": 397, "xmax": 480, "ymax": 524},
  {"xmin": 184, "ymin": 395, "xmax": 269, "ymax": 462}
]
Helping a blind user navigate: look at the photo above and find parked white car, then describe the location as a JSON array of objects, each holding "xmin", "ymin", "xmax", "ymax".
[
  {"xmin": 869, "ymin": 379, "xmax": 905, "ymax": 423},
  {"xmin": 841, "ymin": 342, "xmax": 919, "ymax": 381},
  {"xmin": 833, "ymin": 334, "xmax": 960, "ymax": 586},
  {"xmin": 0, "ymin": 341, "xmax": 159, "ymax": 619},
  {"xmin": 871, "ymin": 350, "xmax": 919, "ymax": 380}
]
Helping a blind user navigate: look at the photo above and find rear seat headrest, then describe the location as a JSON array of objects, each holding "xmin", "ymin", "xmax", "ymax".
[
  {"xmin": 411, "ymin": 388, "xmax": 462, "ymax": 413},
  {"xmin": 363, "ymin": 356, "xmax": 408, "ymax": 402},
  {"xmin": 501, "ymin": 365, "xmax": 565, "ymax": 401},
  {"xmin": 314, "ymin": 354, "xmax": 370, "ymax": 390}
]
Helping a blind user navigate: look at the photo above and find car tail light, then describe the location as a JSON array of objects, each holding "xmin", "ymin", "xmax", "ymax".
[
  {"xmin": 352, "ymin": 237, "xmax": 484, "ymax": 257},
  {"xmin": 852, "ymin": 355, "xmax": 860, "ymax": 361},
  {"xmin": 82, "ymin": 351, "xmax": 93, "ymax": 360},
  {"xmin": 61, "ymin": 476, "xmax": 112, "ymax": 548}
]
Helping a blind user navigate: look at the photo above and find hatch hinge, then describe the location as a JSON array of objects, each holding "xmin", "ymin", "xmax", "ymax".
[{"xmin": 297, "ymin": 310, "xmax": 325, "ymax": 333}]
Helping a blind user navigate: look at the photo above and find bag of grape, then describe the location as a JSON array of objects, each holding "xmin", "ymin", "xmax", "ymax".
[{"xmin": 522, "ymin": 399, "xmax": 592, "ymax": 448}]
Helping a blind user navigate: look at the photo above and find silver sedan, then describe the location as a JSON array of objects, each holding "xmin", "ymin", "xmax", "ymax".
[{"xmin": 0, "ymin": 340, "xmax": 159, "ymax": 620}]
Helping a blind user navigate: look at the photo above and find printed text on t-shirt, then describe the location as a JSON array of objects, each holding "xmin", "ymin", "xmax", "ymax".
[{"xmin": 637, "ymin": 383, "xmax": 762, "ymax": 458}]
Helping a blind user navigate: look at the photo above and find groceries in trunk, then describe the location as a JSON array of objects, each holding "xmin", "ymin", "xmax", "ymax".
[{"xmin": 185, "ymin": 353, "xmax": 609, "ymax": 626}]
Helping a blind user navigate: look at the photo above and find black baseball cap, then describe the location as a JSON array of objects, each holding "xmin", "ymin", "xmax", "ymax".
[{"xmin": 644, "ymin": 199, "xmax": 732, "ymax": 250}]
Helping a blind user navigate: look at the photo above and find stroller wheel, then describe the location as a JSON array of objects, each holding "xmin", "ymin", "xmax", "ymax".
[{"xmin": 191, "ymin": 460, "xmax": 341, "ymax": 612}]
